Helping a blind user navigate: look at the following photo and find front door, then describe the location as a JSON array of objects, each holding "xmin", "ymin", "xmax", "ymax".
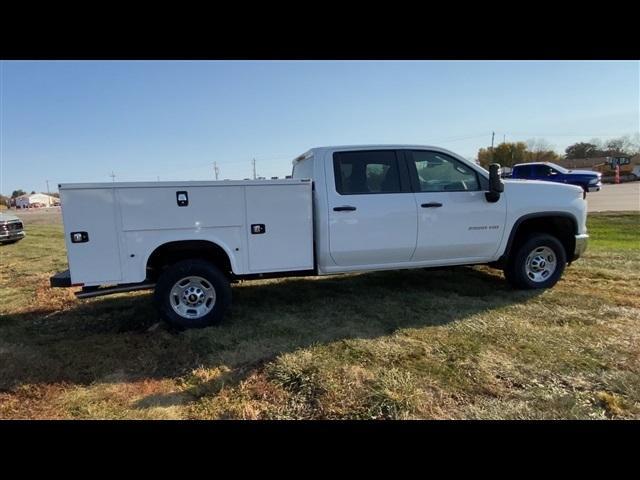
[
  {"xmin": 327, "ymin": 149, "xmax": 417, "ymax": 267},
  {"xmin": 405, "ymin": 150, "xmax": 506, "ymax": 263}
]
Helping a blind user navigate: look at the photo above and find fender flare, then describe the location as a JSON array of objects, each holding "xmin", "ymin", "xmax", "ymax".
[{"xmin": 498, "ymin": 211, "xmax": 578, "ymax": 263}]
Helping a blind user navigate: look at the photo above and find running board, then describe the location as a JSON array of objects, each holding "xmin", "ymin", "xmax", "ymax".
[{"xmin": 75, "ymin": 282, "xmax": 156, "ymax": 299}]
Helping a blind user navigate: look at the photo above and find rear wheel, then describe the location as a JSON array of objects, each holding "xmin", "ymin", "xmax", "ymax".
[
  {"xmin": 504, "ymin": 233, "xmax": 566, "ymax": 289},
  {"xmin": 154, "ymin": 259, "xmax": 231, "ymax": 329}
]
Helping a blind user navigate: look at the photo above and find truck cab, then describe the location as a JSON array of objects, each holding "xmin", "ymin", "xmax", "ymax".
[{"xmin": 51, "ymin": 145, "xmax": 590, "ymax": 329}]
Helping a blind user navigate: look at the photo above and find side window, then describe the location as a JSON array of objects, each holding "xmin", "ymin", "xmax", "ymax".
[
  {"xmin": 409, "ymin": 151, "xmax": 480, "ymax": 192},
  {"xmin": 333, "ymin": 150, "xmax": 402, "ymax": 195},
  {"xmin": 533, "ymin": 165, "xmax": 552, "ymax": 176}
]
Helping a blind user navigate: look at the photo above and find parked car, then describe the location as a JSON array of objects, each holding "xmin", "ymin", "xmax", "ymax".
[
  {"xmin": 50, "ymin": 145, "xmax": 589, "ymax": 329},
  {"xmin": 0, "ymin": 212, "xmax": 26, "ymax": 244},
  {"xmin": 511, "ymin": 162, "xmax": 602, "ymax": 192}
]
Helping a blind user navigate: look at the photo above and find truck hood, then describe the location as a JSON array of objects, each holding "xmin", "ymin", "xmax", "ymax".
[
  {"xmin": 565, "ymin": 169, "xmax": 601, "ymax": 177},
  {"xmin": 504, "ymin": 178, "xmax": 584, "ymax": 195},
  {"xmin": 0, "ymin": 212, "xmax": 21, "ymax": 223}
]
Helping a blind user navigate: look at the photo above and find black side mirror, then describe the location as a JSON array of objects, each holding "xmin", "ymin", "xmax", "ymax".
[{"xmin": 486, "ymin": 163, "xmax": 504, "ymax": 203}]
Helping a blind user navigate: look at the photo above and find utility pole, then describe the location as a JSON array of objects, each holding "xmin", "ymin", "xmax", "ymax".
[
  {"xmin": 214, "ymin": 161, "xmax": 220, "ymax": 180},
  {"xmin": 252, "ymin": 158, "xmax": 256, "ymax": 180},
  {"xmin": 109, "ymin": 171, "xmax": 116, "ymax": 182},
  {"xmin": 503, "ymin": 134, "xmax": 506, "ymax": 144},
  {"xmin": 46, "ymin": 180, "xmax": 50, "ymax": 206}
]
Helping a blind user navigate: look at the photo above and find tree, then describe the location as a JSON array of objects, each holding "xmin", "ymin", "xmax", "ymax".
[
  {"xmin": 525, "ymin": 138, "xmax": 561, "ymax": 163},
  {"xmin": 565, "ymin": 135, "xmax": 640, "ymax": 159},
  {"xmin": 477, "ymin": 141, "xmax": 533, "ymax": 168},
  {"xmin": 11, "ymin": 190, "xmax": 26, "ymax": 198},
  {"xmin": 565, "ymin": 142, "xmax": 599, "ymax": 159},
  {"xmin": 601, "ymin": 135, "xmax": 639, "ymax": 157}
]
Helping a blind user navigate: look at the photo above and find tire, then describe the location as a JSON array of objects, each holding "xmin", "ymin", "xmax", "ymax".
[
  {"xmin": 154, "ymin": 259, "xmax": 231, "ymax": 329},
  {"xmin": 504, "ymin": 233, "xmax": 567, "ymax": 289},
  {"xmin": 0, "ymin": 239, "xmax": 22, "ymax": 245}
]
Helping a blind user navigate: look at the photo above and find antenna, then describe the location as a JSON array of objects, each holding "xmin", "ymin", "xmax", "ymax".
[{"xmin": 490, "ymin": 132, "xmax": 495, "ymax": 162}]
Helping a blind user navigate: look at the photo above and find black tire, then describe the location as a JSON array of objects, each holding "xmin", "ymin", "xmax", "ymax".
[
  {"xmin": 154, "ymin": 259, "xmax": 231, "ymax": 329},
  {"xmin": 0, "ymin": 239, "xmax": 22, "ymax": 245},
  {"xmin": 504, "ymin": 233, "xmax": 567, "ymax": 289}
]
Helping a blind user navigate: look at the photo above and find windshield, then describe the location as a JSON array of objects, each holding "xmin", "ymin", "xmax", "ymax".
[{"xmin": 547, "ymin": 163, "xmax": 569, "ymax": 174}]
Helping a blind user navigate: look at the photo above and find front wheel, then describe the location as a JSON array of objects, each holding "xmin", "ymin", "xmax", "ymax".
[
  {"xmin": 504, "ymin": 233, "xmax": 567, "ymax": 289},
  {"xmin": 154, "ymin": 259, "xmax": 231, "ymax": 329}
]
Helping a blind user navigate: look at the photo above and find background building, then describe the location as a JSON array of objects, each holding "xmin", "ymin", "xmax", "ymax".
[{"xmin": 14, "ymin": 193, "xmax": 58, "ymax": 208}]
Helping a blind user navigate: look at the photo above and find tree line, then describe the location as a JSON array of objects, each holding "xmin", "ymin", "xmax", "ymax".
[{"xmin": 477, "ymin": 134, "xmax": 640, "ymax": 168}]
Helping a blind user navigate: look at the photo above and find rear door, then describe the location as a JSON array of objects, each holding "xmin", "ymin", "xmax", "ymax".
[{"xmin": 326, "ymin": 149, "xmax": 417, "ymax": 266}]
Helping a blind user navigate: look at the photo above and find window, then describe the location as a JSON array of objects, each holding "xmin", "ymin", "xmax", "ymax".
[
  {"xmin": 532, "ymin": 164, "xmax": 556, "ymax": 177},
  {"xmin": 333, "ymin": 151, "xmax": 402, "ymax": 195},
  {"xmin": 409, "ymin": 151, "xmax": 480, "ymax": 192}
]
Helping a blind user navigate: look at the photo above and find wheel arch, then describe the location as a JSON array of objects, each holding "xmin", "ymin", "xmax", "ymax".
[
  {"xmin": 500, "ymin": 211, "xmax": 578, "ymax": 264},
  {"xmin": 145, "ymin": 239, "xmax": 237, "ymax": 281}
]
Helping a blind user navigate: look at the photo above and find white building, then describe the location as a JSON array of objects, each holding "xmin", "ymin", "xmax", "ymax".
[{"xmin": 15, "ymin": 193, "xmax": 58, "ymax": 208}]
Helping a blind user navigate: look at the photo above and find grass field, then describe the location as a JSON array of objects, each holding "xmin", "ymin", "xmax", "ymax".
[{"xmin": 0, "ymin": 212, "xmax": 638, "ymax": 419}]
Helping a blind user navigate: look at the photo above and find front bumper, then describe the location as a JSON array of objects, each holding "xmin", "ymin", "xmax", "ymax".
[
  {"xmin": 0, "ymin": 230, "xmax": 25, "ymax": 243},
  {"xmin": 573, "ymin": 233, "xmax": 589, "ymax": 260},
  {"xmin": 587, "ymin": 185, "xmax": 601, "ymax": 192}
]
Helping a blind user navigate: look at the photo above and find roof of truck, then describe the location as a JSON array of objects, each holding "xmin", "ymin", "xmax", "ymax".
[
  {"xmin": 513, "ymin": 162, "xmax": 558, "ymax": 166},
  {"xmin": 293, "ymin": 144, "xmax": 464, "ymax": 163}
]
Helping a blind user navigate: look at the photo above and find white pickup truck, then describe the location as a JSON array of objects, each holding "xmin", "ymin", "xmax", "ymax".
[{"xmin": 50, "ymin": 145, "xmax": 589, "ymax": 329}]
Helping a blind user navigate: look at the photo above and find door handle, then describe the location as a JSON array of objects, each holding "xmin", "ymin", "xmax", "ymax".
[
  {"xmin": 333, "ymin": 206, "xmax": 357, "ymax": 211},
  {"xmin": 421, "ymin": 202, "xmax": 443, "ymax": 208}
]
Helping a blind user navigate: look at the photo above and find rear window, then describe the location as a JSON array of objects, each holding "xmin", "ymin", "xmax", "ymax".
[{"xmin": 333, "ymin": 151, "xmax": 402, "ymax": 195}]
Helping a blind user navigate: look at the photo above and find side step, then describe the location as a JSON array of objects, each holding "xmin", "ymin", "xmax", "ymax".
[{"xmin": 75, "ymin": 282, "xmax": 156, "ymax": 299}]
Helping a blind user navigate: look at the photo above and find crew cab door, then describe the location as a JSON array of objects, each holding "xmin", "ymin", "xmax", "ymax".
[
  {"xmin": 326, "ymin": 149, "xmax": 417, "ymax": 266},
  {"xmin": 404, "ymin": 150, "xmax": 506, "ymax": 263}
]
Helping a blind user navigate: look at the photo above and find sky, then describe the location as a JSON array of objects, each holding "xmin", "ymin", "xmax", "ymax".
[{"xmin": 1, "ymin": 60, "xmax": 638, "ymax": 194}]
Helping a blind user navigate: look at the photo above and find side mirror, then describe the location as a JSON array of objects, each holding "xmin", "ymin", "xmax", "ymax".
[{"xmin": 486, "ymin": 163, "xmax": 504, "ymax": 203}]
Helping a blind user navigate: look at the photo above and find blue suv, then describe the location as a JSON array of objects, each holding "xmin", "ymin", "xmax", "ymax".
[{"xmin": 510, "ymin": 162, "xmax": 602, "ymax": 193}]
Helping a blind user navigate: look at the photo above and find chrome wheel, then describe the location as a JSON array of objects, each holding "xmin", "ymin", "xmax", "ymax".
[
  {"xmin": 169, "ymin": 276, "xmax": 216, "ymax": 319},
  {"xmin": 525, "ymin": 246, "xmax": 557, "ymax": 283}
]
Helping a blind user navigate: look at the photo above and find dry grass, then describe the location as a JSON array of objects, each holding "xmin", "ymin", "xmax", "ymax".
[{"xmin": 0, "ymin": 211, "xmax": 638, "ymax": 419}]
